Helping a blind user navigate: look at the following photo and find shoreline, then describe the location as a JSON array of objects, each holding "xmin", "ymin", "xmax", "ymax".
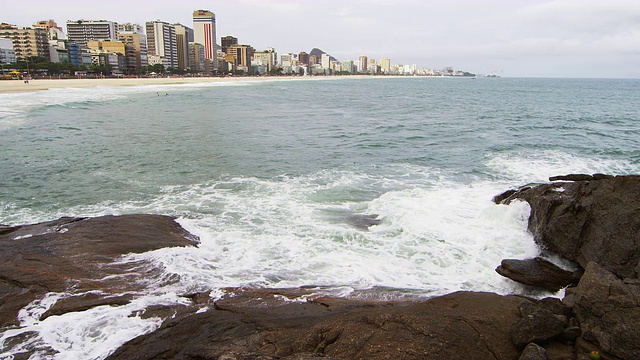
[
  {"xmin": 0, "ymin": 76, "xmax": 297, "ymax": 94},
  {"xmin": 0, "ymin": 75, "xmax": 469, "ymax": 94}
]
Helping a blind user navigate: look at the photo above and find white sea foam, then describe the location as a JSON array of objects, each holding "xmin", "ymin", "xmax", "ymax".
[
  {"xmin": 0, "ymin": 293, "xmax": 188, "ymax": 360},
  {"xmin": 0, "ymin": 154, "xmax": 632, "ymax": 359}
]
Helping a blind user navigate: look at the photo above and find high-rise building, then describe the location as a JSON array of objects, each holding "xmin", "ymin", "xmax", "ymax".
[
  {"xmin": 342, "ymin": 60, "xmax": 354, "ymax": 74},
  {"xmin": 189, "ymin": 43, "xmax": 205, "ymax": 72},
  {"xmin": 221, "ymin": 36, "xmax": 237, "ymax": 54},
  {"xmin": 380, "ymin": 57, "xmax": 391, "ymax": 74},
  {"xmin": 298, "ymin": 52, "xmax": 308, "ymax": 65},
  {"xmin": 321, "ymin": 53, "xmax": 330, "ymax": 69},
  {"xmin": 0, "ymin": 37, "xmax": 16, "ymax": 64},
  {"xmin": 66, "ymin": 20, "xmax": 118, "ymax": 48},
  {"xmin": 358, "ymin": 56, "xmax": 368, "ymax": 73},
  {"xmin": 118, "ymin": 32, "xmax": 148, "ymax": 71},
  {"xmin": 0, "ymin": 24, "xmax": 50, "ymax": 60},
  {"xmin": 192, "ymin": 10, "xmax": 217, "ymax": 71},
  {"xmin": 173, "ymin": 23, "xmax": 193, "ymax": 70},
  {"xmin": 146, "ymin": 20, "xmax": 177, "ymax": 69}
]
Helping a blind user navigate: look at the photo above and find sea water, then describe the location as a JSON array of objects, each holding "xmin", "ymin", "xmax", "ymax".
[{"xmin": 1, "ymin": 77, "xmax": 639, "ymax": 359}]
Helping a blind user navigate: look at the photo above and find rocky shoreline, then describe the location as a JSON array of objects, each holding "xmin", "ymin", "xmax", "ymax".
[{"xmin": 1, "ymin": 175, "xmax": 639, "ymax": 359}]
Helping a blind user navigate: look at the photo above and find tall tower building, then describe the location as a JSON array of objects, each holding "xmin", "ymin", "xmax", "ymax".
[
  {"xmin": 66, "ymin": 20, "xmax": 118, "ymax": 48},
  {"xmin": 221, "ymin": 36, "xmax": 237, "ymax": 54},
  {"xmin": 192, "ymin": 10, "xmax": 217, "ymax": 71},
  {"xmin": 358, "ymin": 55, "xmax": 368, "ymax": 73},
  {"xmin": 174, "ymin": 23, "xmax": 193, "ymax": 70},
  {"xmin": 145, "ymin": 20, "xmax": 177, "ymax": 69},
  {"xmin": 380, "ymin": 57, "xmax": 391, "ymax": 74},
  {"xmin": 298, "ymin": 52, "xmax": 309, "ymax": 65}
]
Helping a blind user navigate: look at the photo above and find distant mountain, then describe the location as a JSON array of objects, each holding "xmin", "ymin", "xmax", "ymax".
[{"xmin": 309, "ymin": 48, "xmax": 337, "ymax": 63}]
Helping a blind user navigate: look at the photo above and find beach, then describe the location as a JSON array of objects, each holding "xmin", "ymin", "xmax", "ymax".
[{"xmin": 0, "ymin": 76, "xmax": 302, "ymax": 93}]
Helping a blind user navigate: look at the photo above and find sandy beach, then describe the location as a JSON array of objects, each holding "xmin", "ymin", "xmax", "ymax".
[{"xmin": 0, "ymin": 76, "xmax": 303, "ymax": 94}]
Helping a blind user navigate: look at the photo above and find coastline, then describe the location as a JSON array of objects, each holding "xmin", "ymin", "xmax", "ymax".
[
  {"xmin": 0, "ymin": 76, "xmax": 297, "ymax": 94},
  {"xmin": 0, "ymin": 75, "xmax": 466, "ymax": 94}
]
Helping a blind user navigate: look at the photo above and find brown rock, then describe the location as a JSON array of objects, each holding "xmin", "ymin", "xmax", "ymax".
[
  {"xmin": 549, "ymin": 174, "xmax": 594, "ymax": 182},
  {"xmin": 511, "ymin": 300, "xmax": 569, "ymax": 348},
  {"xmin": 0, "ymin": 214, "xmax": 198, "ymax": 328},
  {"xmin": 496, "ymin": 257, "xmax": 582, "ymax": 291},
  {"xmin": 519, "ymin": 343, "xmax": 550, "ymax": 360},
  {"xmin": 108, "ymin": 291, "xmax": 527, "ymax": 360},
  {"xmin": 499, "ymin": 175, "xmax": 640, "ymax": 279},
  {"xmin": 573, "ymin": 262, "xmax": 640, "ymax": 360}
]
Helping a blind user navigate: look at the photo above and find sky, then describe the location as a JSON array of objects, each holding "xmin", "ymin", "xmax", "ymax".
[{"xmin": 3, "ymin": 0, "xmax": 640, "ymax": 78}]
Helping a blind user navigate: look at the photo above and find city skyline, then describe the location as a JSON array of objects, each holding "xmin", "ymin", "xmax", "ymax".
[{"xmin": 2, "ymin": 0, "xmax": 640, "ymax": 78}]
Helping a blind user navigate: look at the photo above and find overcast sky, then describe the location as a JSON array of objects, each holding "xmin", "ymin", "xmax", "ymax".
[{"xmin": 4, "ymin": 0, "xmax": 640, "ymax": 78}]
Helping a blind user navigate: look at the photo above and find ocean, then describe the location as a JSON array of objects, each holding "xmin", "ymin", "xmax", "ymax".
[{"xmin": 1, "ymin": 76, "xmax": 639, "ymax": 359}]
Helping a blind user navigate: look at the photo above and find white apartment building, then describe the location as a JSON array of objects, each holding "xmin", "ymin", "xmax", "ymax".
[
  {"xmin": 66, "ymin": 20, "xmax": 118, "ymax": 48},
  {"xmin": 146, "ymin": 20, "xmax": 178, "ymax": 69}
]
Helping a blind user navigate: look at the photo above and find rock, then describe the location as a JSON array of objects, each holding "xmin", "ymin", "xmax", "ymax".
[
  {"xmin": 496, "ymin": 257, "xmax": 582, "ymax": 291},
  {"xmin": 544, "ymin": 342, "xmax": 575, "ymax": 360},
  {"xmin": 0, "ymin": 214, "xmax": 198, "ymax": 328},
  {"xmin": 108, "ymin": 291, "xmax": 526, "ymax": 360},
  {"xmin": 493, "ymin": 189, "xmax": 519, "ymax": 204},
  {"xmin": 573, "ymin": 262, "xmax": 640, "ymax": 360},
  {"xmin": 498, "ymin": 175, "xmax": 640, "ymax": 279},
  {"xmin": 519, "ymin": 343, "xmax": 550, "ymax": 360},
  {"xmin": 511, "ymin": 298, "xmax": 569, "ymax": 348},
  {"xmin": 346, "ymin": 214, "xmax": 382, "ymax": 230},
  {"xmin": 549, "ymin": 174, "xmax": 594, "ymax": 182}
]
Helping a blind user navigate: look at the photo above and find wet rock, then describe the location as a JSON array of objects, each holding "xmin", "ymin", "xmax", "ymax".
[
  {"xmin": 108, "ymin": 291, "xmax": 526, "ymax": 360},
  {"xmin": 549, "ymin": 174, "xmax": 594, "ymax": 182},
  {"xmin": 498, "ymin": 175, "xmax": 640, "ymax": 279},
  {"xmin": 496, "ymin": 257, "xmax": 582, "ymax": 291},
  {"xmin": 519, "ymin": 343, "xmax": 550, "ymax": 360},
  {"xmin": 0, "ymin": 214, "xmax": 198, "ymax": 327},
  {"xmin": 40, "ymin": 293, "xmax": 135, "ymax": 320},
  {"xmin": 573, "ymin": 262, "xmax": 640, "ymax": 360},
  {"xmin": 346, "ymin": 214, "xmax": 382, "ymax": 230}
]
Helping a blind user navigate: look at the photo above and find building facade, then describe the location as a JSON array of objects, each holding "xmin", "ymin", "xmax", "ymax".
[
  {"xmin": 226, "ymin": 44, "xmax": 254, "ymax": 69},
  {"xmin": 298, "ymin": 52, "xmax": 309, "ymax": 65},
  {"xmin": 221, "ymin": 36, "xmax": 237, "ymax": 54},
  {"xmin": 380, "ymin": 57, "xmax": 391, "ymax": 74},
  {"xmin": 253, "ymin": 48, "xmax": 277, "ymax": 71},
  {"xmin": 33, "ymin": 19, "xmax": 65, "ymax": 40},
  {"xmin": 0, "ymin": 37, "xmax": 16, "ymax": 64},
  {"xmin": 358, "ymin": 56, "xmax": 368, "ymax": 73},
  {"xmin": 117, "ymin": 32, "xmax": 148, "ymax": 72},
  {"xmin": 189, "ymin": 43, "xmax": 205, "ymax": 72},
  {"xmin": 145, "ymin": 20, "xmax": 177, "ymax": 69},
  {"xmin": 192, "ymin": 10, "xmax": 217, "ymax": 71},
  {"xmin": 321, "ymin": 53, "xmax": 330, "ymax": 69},
  {"xmin": 173, "ymin": 23, "xmax": 193, "ymax": 71},
  {"xmin": 66, "ymin": 20, "xmax": 118, "ymax": 49},
  {"xmin": 0, "ymin": 24, "xmax": 50, "ymax": 60},
  {"xmin": 117, "ymin": 23, "xmax": 144, "ymax": 34}
]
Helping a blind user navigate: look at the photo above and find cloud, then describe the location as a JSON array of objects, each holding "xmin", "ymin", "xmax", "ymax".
[{"xmin": 518, "ymin": 0, "xmax": 640, "ymax": 36}]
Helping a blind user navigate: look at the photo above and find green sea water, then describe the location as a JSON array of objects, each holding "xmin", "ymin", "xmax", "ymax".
[{"xmin": 1, "ymin": 76, "xmax": 639, "ymax": 359}]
